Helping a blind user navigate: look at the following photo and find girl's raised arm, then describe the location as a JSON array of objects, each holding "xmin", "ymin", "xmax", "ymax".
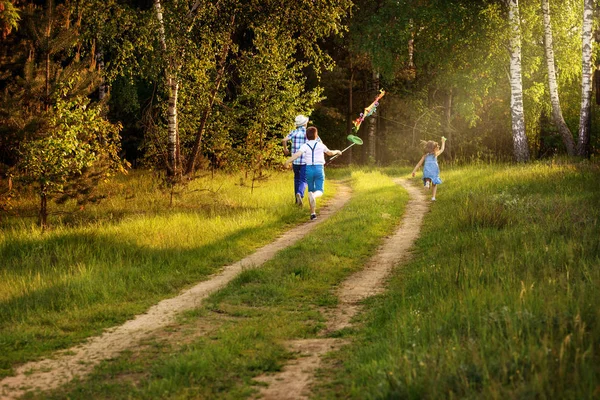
[{"xmin": 436, "ymin": 137, "xmax": 447, "ymax": 157}]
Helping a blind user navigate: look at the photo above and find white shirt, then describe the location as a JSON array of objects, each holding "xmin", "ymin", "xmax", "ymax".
[{"xmin": 298, "ymin": 140, "xmax": 331, "ymax": 165}]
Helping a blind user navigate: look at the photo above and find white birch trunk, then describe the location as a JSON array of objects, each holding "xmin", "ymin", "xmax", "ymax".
[
  {"xmin": 577, "ymin": 0, "xmax": 594, "ymax": 157},
  {"xmin": 154, "ymin": 0, "xmax": 179, "ymax": 175},
  {"xmin": 507, "ymin": 0, "xmax": 530, "ymax": 162},
  {"xmin": 542, "ymin": 0, "xmax": 575, "ymax": 155}
]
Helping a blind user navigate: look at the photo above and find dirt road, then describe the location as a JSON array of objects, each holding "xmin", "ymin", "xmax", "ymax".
[
  {"xmin": 255, "ymin": 179, "xmax": 428, "ymax": 399},
  {"xmin": 0, "ymin": 185, "xmax": 352, "ymax": 400}
]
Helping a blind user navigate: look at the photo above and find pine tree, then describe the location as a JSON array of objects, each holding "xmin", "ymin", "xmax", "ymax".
[{"xmin": 0, "ymin": 0, "xmax": 126, "ymax": 228}]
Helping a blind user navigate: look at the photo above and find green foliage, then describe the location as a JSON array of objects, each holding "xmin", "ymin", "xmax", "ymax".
[
  {"xmin": 232, "ymin": 21, "xmax": 324, "ymax": 181},
  {"xmin": 0, "ymin": 0, "xmax": 20, "ymax": 38},
  {"xmin": 106, "ymin": 0, "xmax": 352, "ymax": 173},
  {"xmin": 0, "ymin": 2, "xmax": 132, "ymax": 225},
  {"xmin": 20, "ymin": 89, "xmax": 125, "ymax": 205},
  {"xmin": 339, "ymin": 0, "xmax": 592, "ymax": 163}
]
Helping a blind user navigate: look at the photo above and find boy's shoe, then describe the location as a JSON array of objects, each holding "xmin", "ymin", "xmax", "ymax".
[
  {"xmin": 310, "ymin": 213, "xmax": 317, "ymax": 220},
  {"xmin": 296, "ymin": 193, "xmax": 303, "ymax": 206},
  {"xmin": 431, "ymin": 197, "xmax": 436, "ymax": 201}
]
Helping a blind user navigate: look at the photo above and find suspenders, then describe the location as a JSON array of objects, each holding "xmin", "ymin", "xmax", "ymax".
[{"xmin": 306, "ymin": 142, "xmax": 318, "ymax": 165}]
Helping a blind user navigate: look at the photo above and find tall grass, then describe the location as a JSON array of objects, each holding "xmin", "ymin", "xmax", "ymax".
[
  {"xmin": 315, "ymin": 161, "xmax": 600, "ymax": 399},
  {"xmin": 33, "ymin": 170, "xmax": 409, "ymax": 399},
  {"xmin": 0, "ymin": 170, "xmax": 314, "ymax": 377}
]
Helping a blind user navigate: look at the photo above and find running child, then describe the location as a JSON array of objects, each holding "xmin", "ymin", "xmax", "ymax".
[
  {"xmin": 411, "ymin": 137, "xmax": 446, "ymax": 201},
  {"xmin": 284, "ymin": 127, "xmax": 341, "ymax": 220}
]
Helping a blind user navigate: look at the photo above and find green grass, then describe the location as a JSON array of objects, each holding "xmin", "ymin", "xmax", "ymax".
[
  {"xmin": 0, "ymin": 170, "xmax": 319, "ymax": 377},
  {"xmin": 8, "ymin": 162, "xmax": 600, "ymax": 399},
  {"xmin": 28, "ymin": 169, "xmax": 409, "ymax": 399},
  {"xmin": 313, "ymin": 161, "xmax": 600, "ymax": 399}
]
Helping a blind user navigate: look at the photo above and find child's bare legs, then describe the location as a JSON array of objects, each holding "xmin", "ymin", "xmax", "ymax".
[
  {"xmin": 431, "ymin": 184, "xmax": 437, "ymax": 200},
  {"xmin": 309, "ymin": 190, "xmax": 323, "ymax": 214}
]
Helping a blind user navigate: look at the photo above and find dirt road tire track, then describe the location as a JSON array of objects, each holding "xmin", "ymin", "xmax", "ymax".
[
  {"xmin": 255, "ymin": 178, "xmax": 428, "ymax": 400},
  {"xmin": 0, "ymin": 184, "xmax": 352, "ymax": 400}
]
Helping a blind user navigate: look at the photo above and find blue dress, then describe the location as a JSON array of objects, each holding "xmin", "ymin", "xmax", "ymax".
[{"xmin": 422, "ymin": 154, "xmax": 442, "ymax": 185}]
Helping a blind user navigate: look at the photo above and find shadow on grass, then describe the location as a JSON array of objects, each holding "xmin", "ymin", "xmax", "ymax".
[{"xmin": 0, "ymin": 219, "xmax": 286, "ymax": 375}]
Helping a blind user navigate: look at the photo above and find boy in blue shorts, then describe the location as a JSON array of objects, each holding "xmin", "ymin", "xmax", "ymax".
[{"xmin": 284, "ymin": 127, "xmax": 341, "ymax": 220}]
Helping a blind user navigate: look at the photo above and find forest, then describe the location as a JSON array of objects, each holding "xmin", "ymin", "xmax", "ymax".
[
  {"xmin": 0, "ymin": 0, "xmax": 598, "ymax": 225},
  {"xmin": 0, "ymin": 1, "xmax": 599, "ymax": 399}
]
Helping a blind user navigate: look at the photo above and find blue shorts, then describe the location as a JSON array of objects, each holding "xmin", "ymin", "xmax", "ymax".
[{"xmin": 306, "ymin": 164, "xmax": 325, "ymax": 193}]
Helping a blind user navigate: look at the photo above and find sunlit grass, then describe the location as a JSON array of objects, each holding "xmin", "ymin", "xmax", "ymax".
[
  {"xmin": 0, "ymin": 170, "xmax": 320, "ymax": 377},
  {"xmin": 6, "ymin": 162, "xmax": 599, "ymax": 398},
  {"xmin": 32, "ymin": 170, "xmax": 409, "ymax": 399},
  {"xmin": 314, "ymin": 161, "xmax": 600, "ymax": 399}
]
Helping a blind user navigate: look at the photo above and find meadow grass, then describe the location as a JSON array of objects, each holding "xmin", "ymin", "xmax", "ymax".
[
  {"xmin": 0, "ymin": 170, "xmax": 316, "ymax": 377},
  {"xmin": 31, "ymin": 169, "xmax": 409, "ymax": 399},
  {"xmin": 312, "ymin": 161, "xmax": 600, "ymax": 399}
]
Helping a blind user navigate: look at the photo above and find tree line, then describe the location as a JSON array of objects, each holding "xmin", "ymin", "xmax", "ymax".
[
  {"xmin": 0, "ymin": 0, "xmax": 598, "ymax": 226},
  {"xmin": 324, "ymin": 0, "xmax": 597, "ymax": 165}
]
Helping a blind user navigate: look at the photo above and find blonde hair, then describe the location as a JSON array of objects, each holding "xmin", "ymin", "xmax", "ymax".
[{"xmin": 420, "ymin": 140, "xmax": 439, "ymax": 154}]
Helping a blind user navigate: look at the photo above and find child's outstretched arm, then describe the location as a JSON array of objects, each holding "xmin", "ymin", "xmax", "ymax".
[
  {"xmin": 436, "ymin": 137, "xmax": 447, "ymax": 157},
  {"xmin": 284, "ymin": 150, "xmax": 303, "ymax": 166},
  {"xmin": 411, "ymin": 155, "xmax": 425, "ymax": 177}
]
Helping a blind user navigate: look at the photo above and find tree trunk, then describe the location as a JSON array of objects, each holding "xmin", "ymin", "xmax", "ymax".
[
  {"xmin": 45, "ymin": 0, "xmax": 53, "ymax": 112},
  {"xmin": 408, "ymin": 24, "xmax": 415, "ymax": 70},
  {"xmin": 542, "ymin": 0, "xmax": 576, "ymax": 155},
  {"xmin": 444, "ymin": 89, "xmax": 453, "ymax": 159},
  {"xmin": 185, "ymin": 16, "xmax": 234, "ymax": 176},
  {"xmin": 347, "ymin": 63, "xmax": 354, "ymax": 163},
  {"xmin": 154, "ymin": 0, "xmax": 179, "ymax": 176},
  {"xmin": 97, "ymin": 48, "xmax": 108, "ymax": 101},
  {"xmin": 39, "ymin": 185, "xmax": 48, "ymax": 230},
  {"xmin": 507, "ymin": 0, "xmax": 530, "ymax": 162},
  {"xmin": 577, "ymin": 0, "xmax": 594, "ymax": 157},
  {"xmin": 541, "ymin": 0, "xmax": 575, "ymax": 156},
  {"xmin": 367, "ymin": 70, "xmax": 379, "ymax": 163},
  {"xmin": 408, "ymin": 18, "xmax": 416, "ymax": 80}
]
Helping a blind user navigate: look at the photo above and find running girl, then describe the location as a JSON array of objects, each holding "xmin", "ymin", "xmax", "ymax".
[{"xmin": 411, "ymin": 137, "xmax": 446, "ymax": 201}]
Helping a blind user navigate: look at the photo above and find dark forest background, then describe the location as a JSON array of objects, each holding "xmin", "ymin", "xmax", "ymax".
[{"xmin": 1, "ymin": 0, "xmax": 599, "ymax": 223}]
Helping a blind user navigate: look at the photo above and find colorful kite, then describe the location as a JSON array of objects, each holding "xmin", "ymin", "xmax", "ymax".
[{"xmin": 352, "ymin": 89, "xmax": 386, "ymax": 133}]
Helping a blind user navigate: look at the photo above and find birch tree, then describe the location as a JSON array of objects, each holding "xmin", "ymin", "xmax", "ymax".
[
  {"xmin": 153, "ymin": 0, "xmax": 179, "ymax": 177},
  {"xmin": 577, "ymin": 0, "xmax": 594, "ymax": 157},
  {"xmin": 542, "ymin": 0, "xmax": 576, "ymax": 155},
  {"xmin": 507, "ymin": 0, "xmax": 530, "ymax": 162}
]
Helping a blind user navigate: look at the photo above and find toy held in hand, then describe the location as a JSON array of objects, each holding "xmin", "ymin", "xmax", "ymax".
[{"xmin": 328, "ymin": 135, "xmax": 364, "ymax": 163}]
